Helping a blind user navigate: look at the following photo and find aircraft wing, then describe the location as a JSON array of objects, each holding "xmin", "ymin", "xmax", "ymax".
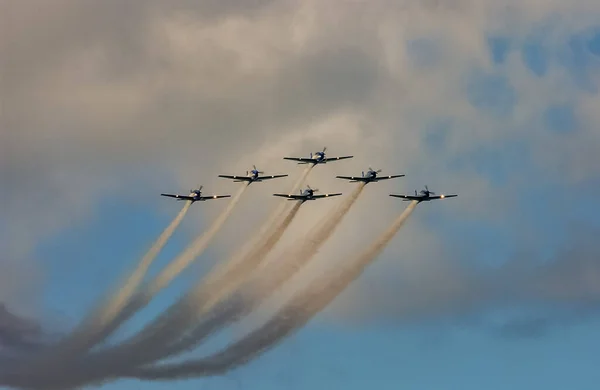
[
  {"xmin": 389, "ymin": 194, "xmax": 421, "ymax": 201},
  {"xmin": 198, "ymin": 195, "xmax": 231, "ymax": 200},
  {"xmin": 373, "ymin": 174, "xmax": 405, "ymax": 181},
  {"xmin": 218, "ymin": 175, "xmax": 252, "ymax": 182},
  {"xmin": 311, "ymin": 193, "xmax": 342, "ymax": 199},
  {"xmin": 335, "ymin": 175, "xmax": 367, "ymax": 182},
  {"xmin": 258, "ymin": 174, "xmax": 289, "ymax": 181},
  {"xmin": 283, "ymin": 157, "xmax": 315, "ymax": 163},
  {"xmin": 335, "ymin": 174, "xmax": 405, "ymax": 182},
  {"xmin": 323, "ymin": 156, "xmax": 353, "ymax": 162},
  {"xmin": 160, "ymin": 193, "xmax": 196, "ymax": 201},
  {"xmin": 273, "ymin": 193, "xmax": 306, "ymax": 200},
  {"xmin": 429, "ymin": 194, "xmax": 458, "ymax": 200}
]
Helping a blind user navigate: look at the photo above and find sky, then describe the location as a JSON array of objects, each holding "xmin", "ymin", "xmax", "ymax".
[{"xmin": 1, "ymin": 0, "xmax": 600, "ymax": 388}]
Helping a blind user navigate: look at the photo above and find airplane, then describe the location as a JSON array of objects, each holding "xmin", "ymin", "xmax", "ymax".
[
  {"xmin": 283, "ymin": 146, "xmax": 353, "ymax": 165},
  {"xmin": 160, "ymin": 185, "xmax": 231, "ymax": 203},
  {"xmin": 336, "ymin": 167, "xmax": 405, "ymax": 183},
  {"xmin": 389, "ymin": 186, "xmax": 457, "ymax": 202},
  {"xmin": 273, "ymin": 185, "xmax": 342, "ymax": 202},
  {"xmin": 218, "ymin": 165, "xmax": 288, "ymax": 183}
]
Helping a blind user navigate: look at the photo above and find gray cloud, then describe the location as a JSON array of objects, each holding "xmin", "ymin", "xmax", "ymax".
[
  {"xmin": 490, "ymin": 316, "xmax": 558, "ymax": 339},
  {"xmin": 327, "ymin": 223, "xmax": 600, "ymax": 330},
  {"xmin": 487, "ymin": 305, "xmax": 600, "ymax": 340},
  {"xmin": 0, "ymin": 303, "xmax": 45, "ymax": 351}
]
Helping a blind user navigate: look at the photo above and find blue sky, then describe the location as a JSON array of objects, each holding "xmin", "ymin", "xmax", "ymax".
[{"xmin": 2, "ymin": 2, "xmax": 600, "ymax": 389}]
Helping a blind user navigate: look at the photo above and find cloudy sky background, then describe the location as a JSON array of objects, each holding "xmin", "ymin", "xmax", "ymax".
[{"xmin": 2, "ymin": 0, "xmax": 600, "ymax": 388}]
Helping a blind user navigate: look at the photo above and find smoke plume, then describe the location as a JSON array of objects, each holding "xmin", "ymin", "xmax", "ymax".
[
  {"xmin": 46, "ymin": 201, "xmax": 192, "ymax": 363},
  {"xmin": 124, "ymin": 201, "xmax": 418, "ymax": 379}
]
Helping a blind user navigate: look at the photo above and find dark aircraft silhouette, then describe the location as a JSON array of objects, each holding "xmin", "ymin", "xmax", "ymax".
[
  {"xmin": 336, "ymin": 167, "xmax": 404, "ymax": 183},
  {"xmin": 389, "ymin": 186, "xmax": 457, "ymax": 202},
  {"xmin": 218, "ymin": 165, "xmax": 288, "ymax": 184},
  {"xmin": 273, "ymin": 185, "xmax": 342, "ymax": 202},
  {"xmin": 283, "ymin": 147, "xmax": 353, "ymax": 165},
  {"xmin": 161, "ymin": 185, "xmax": 230, "ymax": 203}
]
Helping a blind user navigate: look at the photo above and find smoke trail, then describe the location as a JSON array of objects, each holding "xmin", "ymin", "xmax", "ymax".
[
  {"xmin": 128, "ymin": 183, "xmax": 367, "ymax": 366},
  {"xmin": 97, "ymin": 183, "xmax": 250, "ymax": 339},
  {"xmin": 66, "ymin": 200, "xmax": 305, "ymax": 388},
  {"xmin": 13, "ymin": 201, "xmax": 193, "ymax": 382},
  {"xmin": 159, "ymin": 183, "xmax": 366, "ymax": 354},
  {"xmin": 49, "ymin": 167, "xmax": 310, "ymax": 383},
  {"xmin": 152, "ymin": 200, "xmax": 304, "ymax": 339},
  {"xmin": 248, "ymin": 164, "xmax": 312, "ymax": 247},
  {"xmin": 290, "ymin": 164, "xmax": 313, "ymax": 193},
  {"xmin": 114, "ymin": 165, "xmax": 313, "ymax": 346},
  {"xmin": 9, "ymin": 179, "xmax": 309, "ymax": 389},
  {"xmin": 131, "ymin": 201, "xmax": 303, "ymax": 361},
  {"xmin": 46, "ymin": 184, "xmax": 364, "ymax": 388},
  {"xmin": 198, "ymin": 164, "xmax": 312, "ymax": 294},
  {"xmin": 147, "ymin": 183, "xmax": 250, "ymax": 294},
  {"xmin": 12, "ymin": 185, "xmax": 249, "ymax": 389},
  {"xmin": 127, "ymin": 201, "xmax": 418, "ymax": 380},
  {"xmin": 4, "ymin": 171, "xmax": 324, "ymax": 388},
  {"xmin": 58, "ymin": 202, "xmax": 192, "ymax": 354}
]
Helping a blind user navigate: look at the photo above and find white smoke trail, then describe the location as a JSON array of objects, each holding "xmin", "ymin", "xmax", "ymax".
[
  {"xmin": 103, "ymin": 201, "xmax": 192, "ymax": 324},
  {"xmin": 123, "ymin": 201, "xmax": 304, "ymax": 364},
  {"xmin": 2, "ymin": 170, "xmax": 323, "ymax": 389},
  {"xmin": 44, "ymin": 184, "xmax": 365, "ymax": 388},
  {"xmin": 126, "ymin": 201, "xmax": 418, "ymax": 380},
  {"xmin": 11, "ymin": 201, "xmax": 193, "ymax": 382},
  {"xmin": 73, "ymin": 202, "xmax": 192, "ymax": 347},
  {"xmin": 144, "ymin": 183, "xmax": 250, "ymax": 298},
  {"xmin": 7, "ymin": 172, "xmax": 310, "ymax": 389},
  {"xmin": 108, "ymin": 165, "xmax": 314, "ymax": 347},
  {"xmin": 129, "ymin": 183, "xmax": 367, "ymax": 365},
  {"xmin": 195, "ymin": 164, "xmax": 313, "ymax": 292},
  {"xmin": 245, "ymin": 165, "xmax": 312, "ymax": 251},
  {"xmin": 10, "ymin": 185, "xmax": 249, "ymax": 389},
  {"xmin": 92, "ymin": 183, "xmax": 251, "ymax": 340},
  {"xmin": 62, "ymin": 201, "xmax": 305, "ymax": 388},
  {"xmin": 85, "ymin": 183, "xmax": 250, "ymax": 348}
]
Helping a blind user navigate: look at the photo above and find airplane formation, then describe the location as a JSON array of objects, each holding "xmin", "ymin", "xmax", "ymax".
[
  {"xmin": 160, "ymin": 147, "xmax": 458, "ymax": 204},
  {"xmin": 1, "ymin": 148, "xmax": 457, "ymax": 389}
]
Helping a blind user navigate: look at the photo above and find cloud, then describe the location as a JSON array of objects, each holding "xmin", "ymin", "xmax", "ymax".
[
  {"xmin": 486, "ymin": 304, "xmax": 600, "ymax": 340},
  {"xmin": 1, "ymin": 0, "xmax": 600, "ymax": 338},
  {"xmin": 0, "ymin": 303, "xmax": 45, "ymax": 351},
  {"xmin": 327, "ymin": 223, "xmax": 600, "ymax": 331}
]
